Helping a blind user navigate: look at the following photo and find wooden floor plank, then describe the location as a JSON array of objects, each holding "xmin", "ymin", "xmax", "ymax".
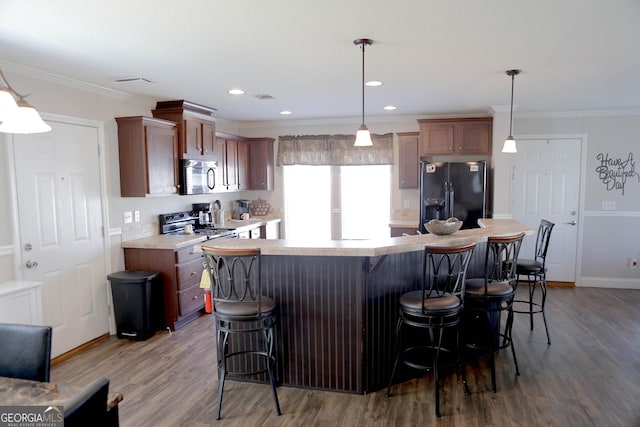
[{"xmin": 51, "ymin": 287, "xmax": 640, "ymax": 426}]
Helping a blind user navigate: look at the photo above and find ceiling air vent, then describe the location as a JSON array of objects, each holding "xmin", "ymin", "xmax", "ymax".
[
  {"xmin": 114, "ymin": 77, "xmax": 154, "ymax": 83},
  {"xmin": 253, "ymin": 94, "xmax": 275, "ymax": 100}
]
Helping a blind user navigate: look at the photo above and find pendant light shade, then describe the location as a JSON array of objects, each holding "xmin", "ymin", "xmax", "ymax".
[
  {"xmin": 502, "ymin": 136, "xmax": 517, "ymax": 153},
  {"xmin": 0, "ymin": 69, "xmax": 51, "ymax": 134},
  {"xmin": 502, "ymin": 69, "xmax": 521, "ymax": 153},
  {"xmin": 0, "ymin": 88, "xmax": 19, "ymax": 121},
  {"xmin": 354, "ymin": 124, "xmax": 372, "ymax": 147},
  {"xmin": 353, "ymin": 38, "xmax": 373, "ymax": 147}
]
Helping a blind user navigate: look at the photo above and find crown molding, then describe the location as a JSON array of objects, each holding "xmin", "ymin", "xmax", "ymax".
[{"xmin": 0, "ymin": 61, "xmax": 155, "ymax": 105}]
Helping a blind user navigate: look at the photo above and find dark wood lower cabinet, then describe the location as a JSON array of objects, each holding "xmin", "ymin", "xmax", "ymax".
[{"xmin": 124, "ymin": 246, "xmax": 206, "ymax": 332}]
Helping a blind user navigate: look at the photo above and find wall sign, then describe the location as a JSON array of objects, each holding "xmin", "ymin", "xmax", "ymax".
[{"xmin": 595, "ymin": 152, "xmax": 639, "ymax": 195}]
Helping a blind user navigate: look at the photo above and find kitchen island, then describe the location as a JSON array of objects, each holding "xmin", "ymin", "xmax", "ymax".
[{"xmin": 201, "ymin": 219, "xmax": 531, "ymax": 394}]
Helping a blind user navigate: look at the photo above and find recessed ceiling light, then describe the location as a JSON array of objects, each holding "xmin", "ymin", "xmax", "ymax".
[
  {"xmin": 384, "ymin": 105, "xmax": 397, "ymax": 111},
  {"xmin": 365, "ymin": 80, "xmax": 383, "ymax": 87},
  {"xmin": 228, "ymin": 89, "xmax": 245, "ymax": 95},
  {"xmin": 280, "ymin": 110, "xmax": 292, "ymax": 115}
]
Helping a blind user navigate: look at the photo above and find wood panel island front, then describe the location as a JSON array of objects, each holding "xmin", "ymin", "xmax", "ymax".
[{"xmin": 200, "ymin": 219, "xmax": 532, "ymax": 394}]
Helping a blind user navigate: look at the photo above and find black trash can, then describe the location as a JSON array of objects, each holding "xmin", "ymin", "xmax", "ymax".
[{"xmin": 107, "ymin": 270, "xmax": 164, "ymax": 340}]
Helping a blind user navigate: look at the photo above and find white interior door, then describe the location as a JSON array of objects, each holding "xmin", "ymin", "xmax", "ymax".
[
  {"xmin": 511, "ymin": 138, "xmax": 582, "ymax": 282},
  {"xmin": 13, "ymin": 119, "xmax": 109, "ymax": 357}
]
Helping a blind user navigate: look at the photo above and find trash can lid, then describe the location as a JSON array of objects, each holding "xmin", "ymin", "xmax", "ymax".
[{"xmin": 107, "ymin": 270, "xmax": 160, "ymax": 283}]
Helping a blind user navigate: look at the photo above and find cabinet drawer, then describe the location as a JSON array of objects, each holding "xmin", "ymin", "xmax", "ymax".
[
  {"xmin": 178, "ymin": 284, "xmax": 204, "ymax": 316},
  {"xmin": 176, "ymin": 257, "xmax": 204, "ymax": 291},
  {"xmin": 175, "ymin": 245, "xmax": 204, "ymax": 264}
]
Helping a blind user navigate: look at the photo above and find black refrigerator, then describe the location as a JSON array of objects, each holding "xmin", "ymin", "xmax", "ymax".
[{"xmin": 419, "ymin": 158, "xmax": 487, "ymax": 234}]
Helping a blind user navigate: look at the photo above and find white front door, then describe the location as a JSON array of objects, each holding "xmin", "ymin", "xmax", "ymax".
[
  {"xmin": 511, "ymin": 138, "xmax": 582, "ymax": 282},
  {"xmin": 12, "ymin": 119, "xmax": 109, "ymax": 358}
]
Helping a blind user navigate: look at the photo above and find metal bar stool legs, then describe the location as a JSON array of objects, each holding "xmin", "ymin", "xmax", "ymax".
[
  {"xmin": 264, "ymin": 327, "xmax": 282, "ymax": 417},
  {"xmin": 515, "ymin": 219, "xmax": 554, "ymax": 345},
  {"xmin": 214, "ymin": 319, "xmax": 281, "ymax": 420},
  {"xmin": 517, "ymin": 270, "xmax": 551, "ymax": 344}
]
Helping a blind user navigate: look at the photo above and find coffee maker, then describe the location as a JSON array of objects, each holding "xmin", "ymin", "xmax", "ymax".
[
  {"xmin": 232, "ymin": 200, "xmax": 250, "ymax": 220},
  {"xmin": 192, "ymin": 202, "xmax": 213, "ymax": 227}
]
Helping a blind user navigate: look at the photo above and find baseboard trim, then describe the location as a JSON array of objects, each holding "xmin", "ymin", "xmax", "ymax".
[
  {"xmin": 577, "ymin": 278, "xmax": 640, "ymax": 289},
  {"xmin": 51, "ymin": 333, "xmax": 110, "ymax": 365},
  {"xmin": 547, "ymin": 281, "xmax": 575, "ymax": 287}
]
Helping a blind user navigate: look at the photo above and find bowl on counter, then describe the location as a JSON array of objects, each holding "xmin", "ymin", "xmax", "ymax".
[{"xmin": 425, "ymin": 217, "xmax": 462, "ymax": 235}]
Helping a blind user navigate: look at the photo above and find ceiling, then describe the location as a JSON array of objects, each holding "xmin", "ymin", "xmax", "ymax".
[{"xmin": 1, "ymin": 0, "xmax": 639, "ymax": 123}]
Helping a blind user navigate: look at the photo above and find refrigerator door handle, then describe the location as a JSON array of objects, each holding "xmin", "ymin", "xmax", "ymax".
[{"xmin": 448, "ymin": 182, "xmax": 455, "ymax": 218}]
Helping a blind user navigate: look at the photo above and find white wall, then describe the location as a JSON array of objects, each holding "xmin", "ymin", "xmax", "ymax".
[
  {"xmin": 515, "ymin": 113, "xmax": 640, "ymax": 288},
  {"xmin": 1, "ymin": 69, "xmax": 639, "ymax": 288}
]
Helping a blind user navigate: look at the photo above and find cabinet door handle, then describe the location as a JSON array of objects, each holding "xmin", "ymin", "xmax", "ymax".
[
  {"xmin": 192, "ymin": 295, "xmax": 199, "ymax": 300},
  {"xmin": 190, "ymin": 271, "xmax": 197, "ymax": 277}
]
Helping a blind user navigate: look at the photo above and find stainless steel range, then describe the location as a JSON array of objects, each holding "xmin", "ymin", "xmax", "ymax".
[{"xmin": 159, "ymin": 211, "xmax": 237, "ymax": 239}]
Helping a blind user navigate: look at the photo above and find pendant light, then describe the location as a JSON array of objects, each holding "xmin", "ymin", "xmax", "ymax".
[
  {"xmin": 353, "ymin": 38, "xmax": 373, "ymax": 147},
  {"xmin": 0, "ymin": 68, "xmax": 51, "ymax": 134},
  {"xmin": 502, "ymin": 69, "xmax": 521, "ymax": 153}
]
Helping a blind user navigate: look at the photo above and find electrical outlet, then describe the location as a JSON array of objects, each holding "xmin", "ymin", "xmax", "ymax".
[
  {"xmin": 629, "ymin": 258, "xmax": 638, "ymax": 270},
  {"xmin": 123, "ymin": 211, "xmax": 132, "ymax": 224},
  {"xmin": 134, "ymin": 210, "xmax": 140, "ymax": 222}
]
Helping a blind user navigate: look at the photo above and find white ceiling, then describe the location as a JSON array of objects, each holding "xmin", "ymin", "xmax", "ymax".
[{"xmin": 1, "ymin": 0, "xmax": 639, "ymax": 122}]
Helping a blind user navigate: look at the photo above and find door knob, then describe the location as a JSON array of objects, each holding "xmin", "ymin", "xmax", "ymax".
[
  {"xmin": 25, "ymin": 260, "xmax": 39, "ymax": 269},
  {"xmin": 565, "ymin": 220, "xmax": 577, "ymax": 226}
]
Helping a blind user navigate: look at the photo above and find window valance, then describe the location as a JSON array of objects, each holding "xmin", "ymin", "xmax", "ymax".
[{"xmin": 277, "ymin": 133, "xmax": 393, "ymax": 166}]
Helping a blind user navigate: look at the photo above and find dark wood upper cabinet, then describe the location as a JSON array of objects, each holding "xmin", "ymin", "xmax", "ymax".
[
  {"xmin": 247, "ymin": 137, "xmax": 275, "ymax": 190},
  {"xmin": 215, "ymin": 134, "xmax": 274, "ymax": 191},
  {"xmin": 116, "ymin": 116, "xmax": 179, "ymax": 197},
  {"xmin": 146, "ymin": 100, "xmax": 274, "ymax": 193},
  {"xmin": 237, "ymin": 140, "xmax": 249, "ymax": 190},
  {"xmin": 152, "ymin": 100, "xmax": 217, "ymax": 160},
  {"xmin": 224, "ymin": 138, "xmax": 239, "ymax": 190},
  {"xmin": 418, "ymin": 117, "xmax": 492, "ymax": 156},
  {"xmin": 397, "ymin": 132, "xmax": 419, "ymax": 189}
]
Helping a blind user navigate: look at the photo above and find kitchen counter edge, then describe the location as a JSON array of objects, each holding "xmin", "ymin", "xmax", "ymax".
[{"xmin": 201, "ymin": 219, "xmax": 532, "ymax": 257}]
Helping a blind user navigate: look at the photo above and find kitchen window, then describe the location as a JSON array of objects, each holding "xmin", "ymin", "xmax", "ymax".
[{"xmin": 283, "ymin": 165, "xmax": 390, "ymax": 240}]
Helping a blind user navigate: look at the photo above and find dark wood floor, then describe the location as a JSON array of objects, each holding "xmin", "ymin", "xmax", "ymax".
[{"xmin": 51, "ymin": 286, "xmax": 640, "ymax": 426}]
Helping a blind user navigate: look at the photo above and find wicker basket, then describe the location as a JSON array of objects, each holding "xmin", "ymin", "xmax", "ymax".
[{"xmin": 250, "ymin": 198, "xmax": 272, "ymax": 216}]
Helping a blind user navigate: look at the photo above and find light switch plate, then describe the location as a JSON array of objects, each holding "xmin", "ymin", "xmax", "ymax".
[
  {"xmin": 123, "ymin": 211, "xmax": 133, "ymax": 224},
  {"xmin": 602, "ymin": 201, "xmax": 616, "ymax": 210}
]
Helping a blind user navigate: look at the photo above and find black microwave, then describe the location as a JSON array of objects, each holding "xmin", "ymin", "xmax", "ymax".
[{"xmin": 180, "ymin": 159, "xmax": 218, "ymax": 194}]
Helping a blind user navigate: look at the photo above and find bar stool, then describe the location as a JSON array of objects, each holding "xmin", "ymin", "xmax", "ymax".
[
  {"xmin": 514, "ymin": 219, "xmax": 555, "ymax": 344},
  {"xmin": 203, "ymin": 247, "xmax": 281, "ymax": 420},
  {"xmin": 463, "ymin": 233, "xmax": 525, "ymax": 393},
  {"xmin": 386, "ymin": 241, "xmax": 476, "ymax": 417}
]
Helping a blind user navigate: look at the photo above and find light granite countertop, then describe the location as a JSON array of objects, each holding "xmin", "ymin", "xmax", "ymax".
[
  {"xmin": 121, "ymin": 217, "xmax": 282, "ymax": 250},
  {"xmin": 388, "ymin": 219, "xmax": 419, "ymax": 228},
  {"xmin": 201, "ymin": 218, "xmax": 532, "ymax": 257}
]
